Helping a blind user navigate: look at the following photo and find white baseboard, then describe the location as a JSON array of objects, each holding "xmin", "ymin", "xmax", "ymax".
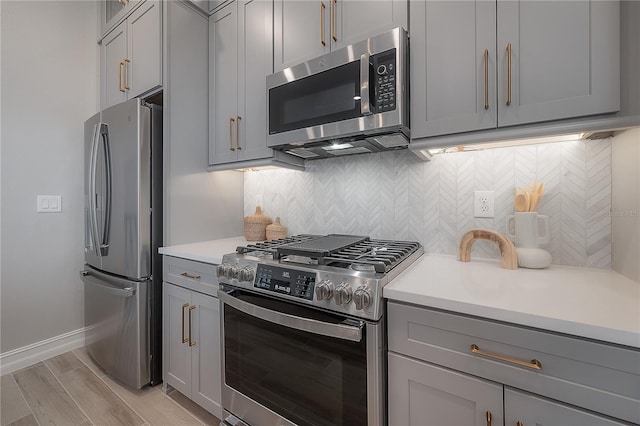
[{"xmin": 0, "ymin": 327, "xmax": 87, "ymax": 375}]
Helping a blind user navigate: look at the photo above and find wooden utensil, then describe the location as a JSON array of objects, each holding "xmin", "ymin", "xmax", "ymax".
[{"xmin": 514, "ymin": 189, "xmax": 529, "ymax": 212}]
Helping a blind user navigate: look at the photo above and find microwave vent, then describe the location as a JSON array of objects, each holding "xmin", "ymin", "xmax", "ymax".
[
  {"xmin": 367, "ymin": 133, "xmax": 409, "ymax": 148},
  {"xmin": 286, "ymin": 148, "xmax": 321, "ymax": 159},
  {"xmin": 326, "ymin": 147, "xmax": 372, "ymax": 156}
]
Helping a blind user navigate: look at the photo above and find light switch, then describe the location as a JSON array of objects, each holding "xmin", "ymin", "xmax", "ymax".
[{"xmin": 37, "ymin": 195, "xmax": 62, "ymax": 213}]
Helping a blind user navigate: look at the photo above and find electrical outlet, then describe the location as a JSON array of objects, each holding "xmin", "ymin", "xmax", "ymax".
[{"xmin": 474, "ymin": 191, "xmax": 494, "ymax": 218}]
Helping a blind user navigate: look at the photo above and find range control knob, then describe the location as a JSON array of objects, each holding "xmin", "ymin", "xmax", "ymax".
[
  {"xmin": 239, "ymin": 266, "xmax": 255, "ymax": 282},
  {"xmin": 228, "ymin": 264, "xmax": 240, "ymax": 279},
  {"xmin": 353, "ymin": 286, "xmax": 372, "ymax": 310},
  {"xmin": 334, "ymin": 282, "xmax": 353, "ymax": 306},
  {"xmin": 377, "ymin": 64, "xmax": 387, "ymax": 75},
  {"xmin": 217, "ymin": 263, "xmax": 232, "ymax": 278},
  {"xmin": 216, "ymin": 264, "xmax": 226, "ymax": 277},
  {"xmin": 315, "ymin": 280, "xmax": 334, "ymax": 300}
]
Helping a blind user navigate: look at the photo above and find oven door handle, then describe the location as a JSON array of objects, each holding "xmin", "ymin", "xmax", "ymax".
[{"xmin": 219, "ymin": 290, "xmax": 363, "ymax": 342}]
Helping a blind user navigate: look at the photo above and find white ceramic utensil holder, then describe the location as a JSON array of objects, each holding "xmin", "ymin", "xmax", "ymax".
[{"xmin": 506, "ymin": 212, "xmax": 552, "ymax": 269}]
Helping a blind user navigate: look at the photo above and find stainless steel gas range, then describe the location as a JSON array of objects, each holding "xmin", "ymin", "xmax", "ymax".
[{"xmin": 217, "ymin": 234, "xmax": 423, "ymax": 426}]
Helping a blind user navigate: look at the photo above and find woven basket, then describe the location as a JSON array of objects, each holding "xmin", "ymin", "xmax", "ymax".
[
  {"xmin": 243, "ymin": 206, "xmax": 272, "ymax": 241},
  {"xmin": 266, "ymin": 217, "xmax": 287, "ymax": 241}
]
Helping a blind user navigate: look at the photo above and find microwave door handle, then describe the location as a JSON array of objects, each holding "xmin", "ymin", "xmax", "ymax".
[
  {"xmin": 89, "ymin": 123, "xmax": 101, "ymax": 257},
  {"xmin": 218, "ymin": 289, "xmax": 363, "ymax": 342},
  {"xmin": 360, "ymin": 53, "xmax": 372, "ymax": 115},
  {"xmin": 99, "ymin": 124, "xmax": 112, "ymax": 256}
]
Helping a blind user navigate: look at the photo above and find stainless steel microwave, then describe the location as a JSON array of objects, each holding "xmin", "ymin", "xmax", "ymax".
[{"xmin": 266, "ymin": 27, "xmax": 409, "ymax": 160}]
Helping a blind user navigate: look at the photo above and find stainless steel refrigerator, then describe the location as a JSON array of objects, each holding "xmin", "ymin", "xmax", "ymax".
[{"xmin": 80, "ymin": 98, "xmax": 162, "ymax": 389}]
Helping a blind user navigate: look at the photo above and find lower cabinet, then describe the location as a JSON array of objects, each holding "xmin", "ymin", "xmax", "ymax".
[
  {"xmin": 387, "ymin": 302, "xmax": 639, "ymax": 426},
  {"xmin": 163, "ymin": 282, "xmax": 221, "ymax": 418}
]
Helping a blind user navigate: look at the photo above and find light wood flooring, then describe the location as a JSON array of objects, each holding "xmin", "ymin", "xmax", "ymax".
[{"xmin": 1, "ymin": 348, "xmax": 221, "ymax": 426}]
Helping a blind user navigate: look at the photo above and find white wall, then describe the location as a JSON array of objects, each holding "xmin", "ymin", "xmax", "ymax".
[
  {"xmin": 1, "ymin": 1, "xmax": 97, "ymax": 352},
  {"xmin": 611, "ymin": 128, "xmax": 640, "ymax": 282}
]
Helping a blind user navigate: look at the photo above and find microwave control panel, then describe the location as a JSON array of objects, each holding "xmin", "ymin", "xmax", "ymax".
[{"xmin": 372, "ymin": 49, "xmax": 397, "ymax": 113}]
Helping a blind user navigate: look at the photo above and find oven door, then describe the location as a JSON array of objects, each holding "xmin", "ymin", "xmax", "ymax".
[{"xmin": 218, "ymin": 287, "xmax": 385, "ymax": 426}]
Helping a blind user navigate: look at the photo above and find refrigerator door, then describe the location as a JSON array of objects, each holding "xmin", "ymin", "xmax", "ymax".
[
  {"xmin": 82, "ymin": 266, "xmax": 149, "ymax": 389},
  {"xmin": 99, "ymin": 98, "xmax": 151, "ymax": 280},
  {"xmin": 84, "ymin": 111, "xmax": 103, "ymax": 271}
]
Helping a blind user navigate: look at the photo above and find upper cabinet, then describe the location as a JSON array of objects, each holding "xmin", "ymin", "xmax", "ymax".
[
  {"xmin": 100, "ymin": 0, "xmax": 142, "ymax": 38},
  {"xmin": 273, "ymin": 0, "xmax": 407, "ymax": 72},
  {"xmin": 208, "ymin": 0, "xmax": 304, "ymax": 169},
  {"xmin": 410, "ymin": 0, "xmax": 620, "ymax": 140},
  {"xmin": 100, "ymin": 0, "xmax": 162, "ymax": 110}
]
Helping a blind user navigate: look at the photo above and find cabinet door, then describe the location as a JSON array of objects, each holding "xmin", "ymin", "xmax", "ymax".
[
  {"xmin": 505, "ymin": 388, "xmax": 626, "ymax": 426},
  {"xmin": 236, "ymin": 0, "xmax": 273, "ymax": 161},
  {"xmin": 497, "ymin": 0, "xmax": 619, "ymax": 127},
  {"xmin": 101, "ymin": 0, "xmax": 141, "ymax": 38},
  {"xmin": 388, "ymin": 353, "xmax": 503, "ymax": 426},
  {"xmin": 411, "ymin": 0, "xmax": 497, "ymax": 139},
  {"xmin": 191, "ymin": 293, "xmax": 222, "ymax": 418},
  {"xmin": 273, "ymin": 0, "xmax": 330, "ymax": 72},
  {"xmin": 127, "ymin": 0, "xmax": 162, "ymax": 99},
  {"xmin": 209, "ymin": 4, "xmax": 239, "ymax": 165},
  {"xmin": 332, "ymin": 0, "xmax": 407, "ymax": 50},
  {"xmin": 163, "ymin": 283, "xmax": 192, "ymax": 397},
  {"xmin": 101, "ymin": 21, "xmax": 128, "ymax": 110}
]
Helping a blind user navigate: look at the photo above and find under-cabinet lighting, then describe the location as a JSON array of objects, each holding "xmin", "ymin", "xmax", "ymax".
[
  {"xmin": 426, "ymin": 133, "xmax": 584, "ymax": 156},
  {"xmin": 323, "ymin": 142, "xmax": 354, "ymax": 151}
]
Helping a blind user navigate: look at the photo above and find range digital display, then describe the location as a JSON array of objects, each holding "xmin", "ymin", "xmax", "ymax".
[{"xmin": 254, "ymin": 265, "xmax": 316, "ymax": 300}]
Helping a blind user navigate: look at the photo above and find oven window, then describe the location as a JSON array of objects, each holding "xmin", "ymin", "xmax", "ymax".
[
  {"xmin": 269, "ymin": 61, "xmax": 363, "ymax": 135},
  {"xmin": 224, "ymin": 296, "xmax": 368, "ymax": 426}
]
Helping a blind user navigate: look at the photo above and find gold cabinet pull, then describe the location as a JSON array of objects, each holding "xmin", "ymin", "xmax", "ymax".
[
  {"xmin": 517, "ymin": 422, "xmax": 524, "ymax": 426},
  {"xmin": 235, "ymin": 116, "xmax": 242, "ymax": 150},
  {"xmin": 229, "ymin": 117, "xmax": 236, "ymax": 151},
  {"xmin": 188, "ymin": 305, "xmax": 196, "ymax": 347},
  {"xmin": 180, "ymin": 272, "xmax": 201, "ymax": 280},
  {"xmin": 320, "ymin": 2, "xmax": 326, "ymax": 46},
  {"xmin": 483, "ymin": 48, "xmax": 489, "ymax": 110},
  {"xmin": 331, "ymin": 0, "xmax": 337, "ymax": 42},
  {"xmin": 506, "ymin": 42, "xmax": 512, "ymax": 106},
  {"xmin": 486, "ymin": 411, "xmax": 492, "ymax": 426},
  {"xmin": 470, "ymin": 344, "xmax": 542, "ymax": 370},
  {"xmin": 181, "ymin": 303, "xmax": 189, "ymax": 343},
  {"xmin": 118, "ymin": 61, "xmax": 126, "ymax": 92},
  {"xmin": 123, "ymin": 58, "xmax": 130, "ymax": 90}
]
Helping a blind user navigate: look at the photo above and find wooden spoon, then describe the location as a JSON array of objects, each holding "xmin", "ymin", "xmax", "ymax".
[
  {"xmin": 532, "ymin": 182, "xmax": 545, "ymax": 211},
  {"xmin": 515, "ymin": 189, "xmax": 529, "ymax": 212},
  {"xmin": 528, "ymin": 191, "xmax": 538, "ymax": 212}
]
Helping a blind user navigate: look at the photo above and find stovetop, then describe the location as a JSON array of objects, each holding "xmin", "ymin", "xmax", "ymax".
[{"xmin": 218, "ymin": 234, "xmax": 423, "ymax": 321}]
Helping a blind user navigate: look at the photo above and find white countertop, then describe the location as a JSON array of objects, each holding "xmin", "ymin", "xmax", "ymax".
[
  {"xmin": 158, "ymin": 237, "xmax": 247, "ymax": 264},
  {"xmin": 159, "ymin": 238, "xmax": 640, "ymax": 348},
  {"xmin": 384, "ymin": 254, "xmax": 640, "ymax": 348}
]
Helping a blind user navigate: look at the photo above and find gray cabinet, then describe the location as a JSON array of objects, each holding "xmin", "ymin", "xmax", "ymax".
[
  {"xmin": 100, "ymin": 0, "xmax": 162, "ymax": 110},
  {"xmin": 388, "ymin": 353, "xmax": 503, "ymax": 426},
  {"xmin": 100, "ymin": 0, "xmax": 142, "ymax": 38},
  {"xmin": 273, "ymin": 0, "xmax": 407, "ymax": 73},
  {"xmin": 163, "ymin": 257, "xmax": 221, "ymax": 418},
  {"xmin": 209, "ymin": 0, "xmax": 304, "ymax": 170},
  {"xmin": 387, "ymin": 302, "xmax": 639, "ymax": 425},
  {"xmin": 411, "ymin": 0, "xmax": 620, "ymax": 140}
]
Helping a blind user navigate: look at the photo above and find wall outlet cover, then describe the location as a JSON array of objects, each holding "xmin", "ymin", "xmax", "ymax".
[{"xmin": 474, "ymin": 190, "xmax": 494, "ymax": 218}]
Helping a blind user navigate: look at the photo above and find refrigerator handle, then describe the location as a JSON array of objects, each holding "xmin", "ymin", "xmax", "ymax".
[
  {"xmin": 99, "ymin": 123, "xmax": 113, "ymax": 256},
  {"xmin": 89, "ymin": 123, "xmax": 101, "ymax": 257},
  {"xmin": 80, "ymin": 270, "xmax": 135, "ymax": 298}
]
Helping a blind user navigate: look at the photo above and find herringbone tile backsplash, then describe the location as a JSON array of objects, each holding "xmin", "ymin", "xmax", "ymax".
[{"xmin": 244, "ymin": 140, "xmax": 612, "ymax": 268}]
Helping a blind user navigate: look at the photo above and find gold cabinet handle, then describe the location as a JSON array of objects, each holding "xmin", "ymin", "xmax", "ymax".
[
  {"xmin": 180, "ymin": 272, "xmax": 201, "ymax": 280},
  {"xmin": 517, "ymin": 422, "xmax": 524, "ymax": 426},
  {"xmin": 484, "ymin": 48, "xmax": 489, "ymax": 110},
  {"xmin": 229, "ymin": 117, "xmax": 236, "ymax": 151},
  {"xmin": 118, "ymin": 61, "xmax": 126, "ymax": 92},
  {"xmin": 470, "ymin": 344, "xmax": 542, "ymax": 370},
  {"xmin": 123, "ymin": 58, "xmax": 130, "ymax": 90},
  {"xmin": 188, "ymin": 305, "xmax": 196, "ymax": 347},
  {"xmin": 320, "ymin": 2, "xmax": 326, "ymax": 46},
  {"xmin": 331, "ymin": 0, "xmax": 337, "ymax": 42},
  {"xmin": 486, "ymin": 411, "xmax": 492, "ymax": 426},
  {"xmin": 235, "ymin": 116, "xmax": 242, "ymax": 150},
  {"xmin": 181, "ymin": 303, "xmax": 189, "ymax": 343},
  {"xmin": 506, "ymin": 42, "xmax": 512, "ymax": 106}
]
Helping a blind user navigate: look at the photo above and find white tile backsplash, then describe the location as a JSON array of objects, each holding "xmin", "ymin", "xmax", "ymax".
[{"xmin": 244, "ymin": 140, "xmax": 612, "ymax": 268}]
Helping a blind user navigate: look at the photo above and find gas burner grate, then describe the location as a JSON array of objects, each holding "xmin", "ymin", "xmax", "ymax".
[
  {"xmin": 320, "ymin": 239, "xmax": 422, "ymax": 273},
  {"xmin": 235, "ymin": 235, "xmax": 320, "ymax": 256}
]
